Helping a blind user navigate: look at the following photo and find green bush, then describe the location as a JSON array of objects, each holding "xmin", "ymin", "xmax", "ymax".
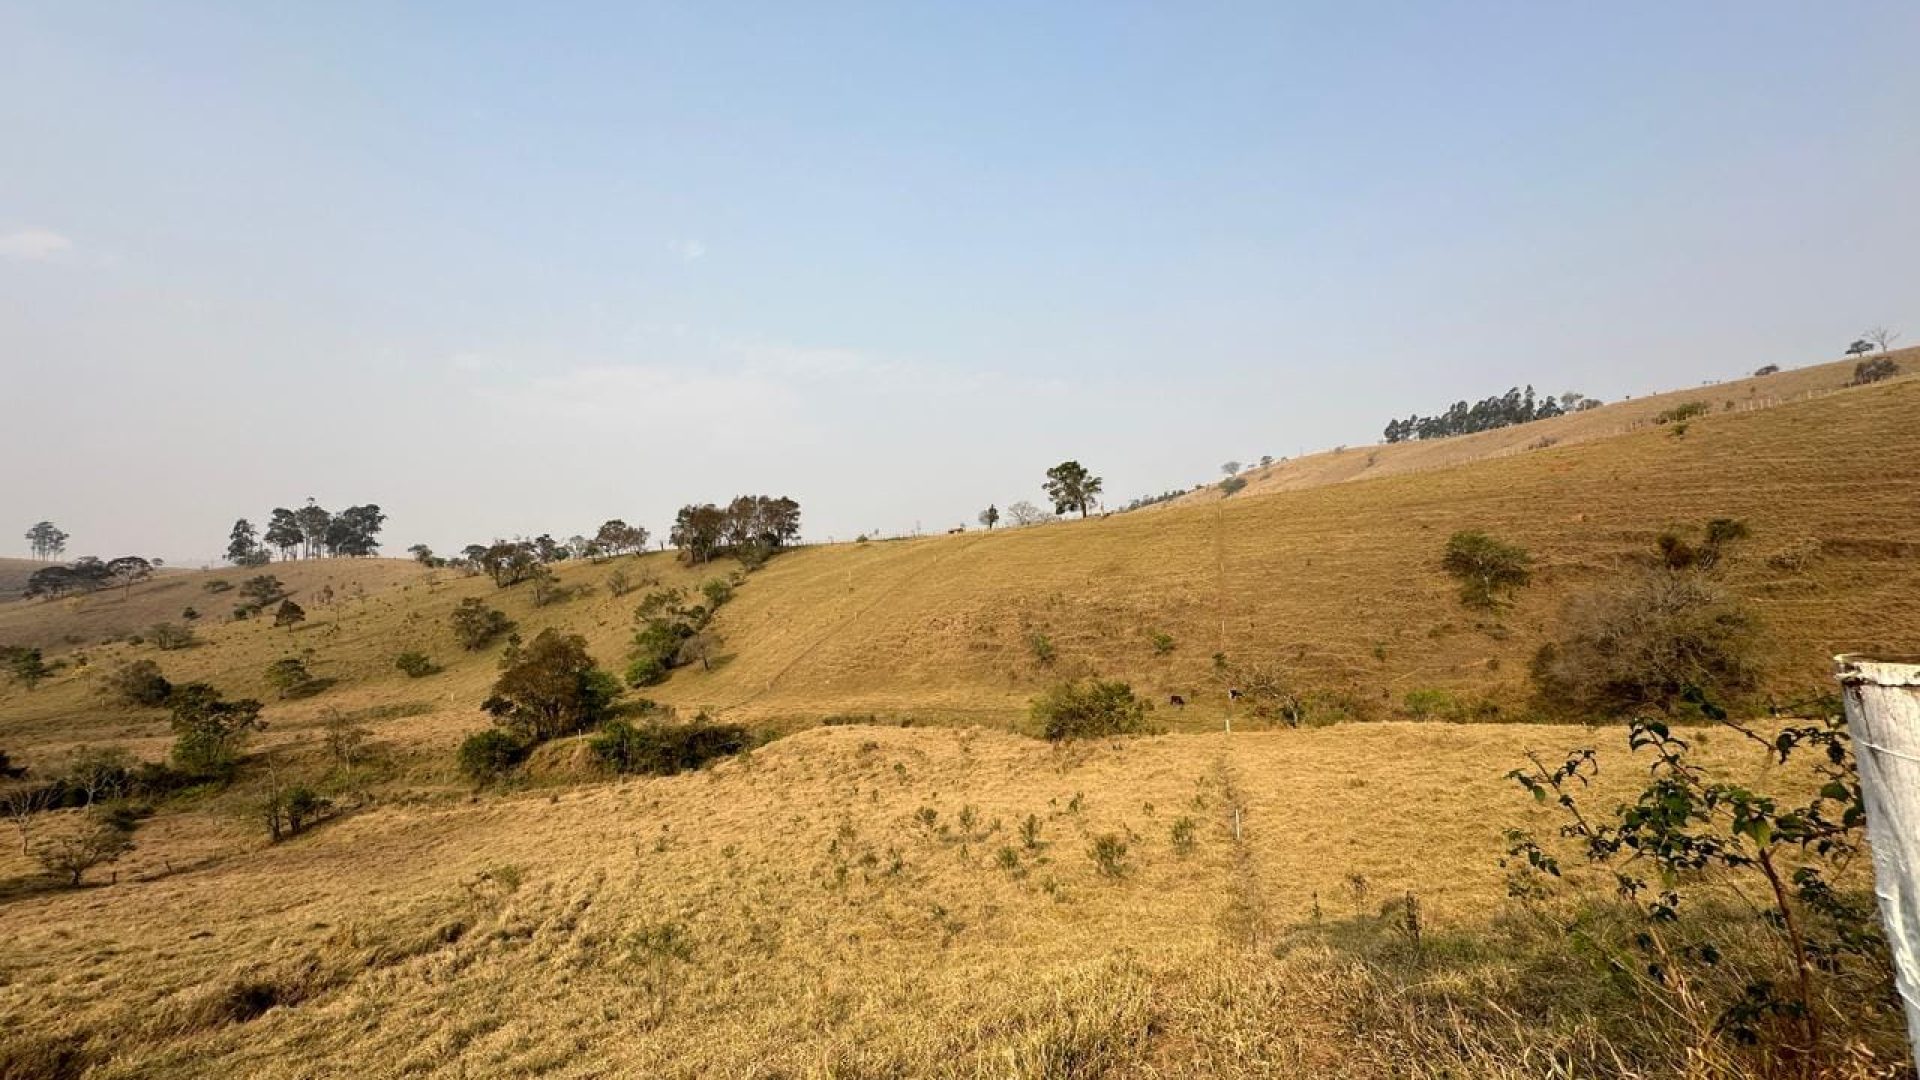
[
  {"xmin": 1440, "ymin": 531, "xmax": 1532, "ymax": 609},
  {"xmin": 450, "ymin": 598, "xmax": 515, "ymax": 651},
  {"xmin": 457, "ymin": 729, "xmax": 529, "ymax": 784},
  {"xmin": 1652, "ymin": 401, "xmax": 1710, "ymax": 425},
  {"xmin": 105, "ymin": 659, "xmax": 173, "ymax": 707},
  {"xmin": 149, "ymin": 622, "xmax": 195, "ymax": 651},
  {"xmin": 624, "ymin": 654, "xmax": 669, "ymax": 688},
  {"xmin": 589, "ymin": 717, "xmax": 750, "ymax": 775},
  {"xmin": 1031, "ymin": 679, "xmax": 1157, "ymax": 741},
  {"xmin": 264, "ymin": 657, "xmax": 318, "ymax": 699},
  {"xmin": 394, "ymin": 652, "xmax": 438, "ymax": 678}
]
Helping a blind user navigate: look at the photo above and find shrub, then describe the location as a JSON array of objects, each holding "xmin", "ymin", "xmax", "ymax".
[
  {"xmin": 1088, "ymin": 833, "xmax": 1129, "ymax": 878},
  {"xmin": 264, "ymin": 657, "xmax": 318, "ymax": 699},
  {"xmin": 700, "ymin": 578, "xmax": 734, "ymax": 608},
  {"xmin": 1440, "ymin": 531, "xmax": 1532, "ymax": 610},
  {"xmin": 272, "ymin": 599, "xmax": 306, "ymax": 629},
  {"xmin": 1652, "ymin": 401, "xmax": 1710, "ymax": 425},
  {"xmin": 1849, "ymin": 357, "xmax": 1900, "ymax": 385},
  {"xmin": 481, "ymin": 629, "xmax": 620, "ymax": 742},
  {"xmin": 450, "ymin": 598, "xmax": 515, "ymax": 651},
  {"xmin": 394, "ymin": 651, "xmax": 438, "ymax": 678},
  {"xmin": 33, "ymin": 809, "xmax": 135, "ymax": 886},
  {"xmin": 1027, "ymin": 632, "xmax": 1057, "ymax": 667},
  {"xmin": 1531, "ymin": 570, "xmax": 1759, "ymax": 719},
  {"xmin": 203, "ymin": 579, "xmax": 234, "ymax": 594},
  {"xmin": 149, "ymin": 622, "xmax": 195, "ymax": 651},
  {"xmin": 605, "ymin": 568, "xmax": 633, "ymax": 597},
  {"xmin": 1, "ymin": 646, "xmax": 50, "ymax": 688},
  {"xmin": 1752, "ymin": 363, "xmax": 1780, "ymax": 376},
  {"xmin": 1220, "ymin": 475, "xmax": 1247, "ymax": 496},
  {"xmin": 238, "ymin": 575, "xmax": 286, "ymax": 607},
  {"xmin": 1148, "ymin": 631, "xmax": 1175, "ymax": 656},
  {"xmin": 1402, "ymin": 688, "xmax": 1461, "ymax": 720},
  {"xmin": 1655, "ymin": 518, "xmax": 1748, "ymax": 571},
  {"xmin": 1031, "ymin": 679, "xmax": 1157, "ymax": 741},
  {"xmin": 457, "ymin": 729, "xmax": 529, "ymax": 784},
  {"xmin": 589, "ymin": 717, "xmax": 750, "ymax": 775},
  {"xmin": 624, "ymin": 654, "xmax": 669, "ymax": 688}
]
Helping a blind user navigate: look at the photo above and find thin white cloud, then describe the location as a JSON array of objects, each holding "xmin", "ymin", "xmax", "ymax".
[
  {"xmin": 0, "ymin": 228, "xmax": 73, "ymax": 261},
  {"xmin": 669, "ymin": 239, "xmax": 707, "ymax": 263}
]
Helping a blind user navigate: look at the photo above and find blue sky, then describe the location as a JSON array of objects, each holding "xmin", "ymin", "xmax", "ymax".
[{"xmin": 3, "ymin": 2, "xmax": 1916, "ymax": 562}]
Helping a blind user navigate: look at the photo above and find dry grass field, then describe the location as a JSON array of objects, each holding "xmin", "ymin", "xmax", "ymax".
[
  {"xmin": 1, "ymin": 352, "xmax": 1916, "ymax": 1077},
  {"xmin": 2, "ymin": 723, "xmax": 1904, "ymax": 1078}
]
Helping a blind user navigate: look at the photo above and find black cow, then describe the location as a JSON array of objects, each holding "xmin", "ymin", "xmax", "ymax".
[{"xmin": 1169, "ymin": 694, "xmax": 1186, "ymax": 707}]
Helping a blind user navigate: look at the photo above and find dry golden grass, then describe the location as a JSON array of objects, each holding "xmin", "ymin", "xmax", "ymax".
[
  {"xmin": 1, "ymin": 351, "xmax": 1916, "ymax": 1077},
  {"xmin": 4, "ymin": 723, "xmax": 1901, "ymax": 1078}
]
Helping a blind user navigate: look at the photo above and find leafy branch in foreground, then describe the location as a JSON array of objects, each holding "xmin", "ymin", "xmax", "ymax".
[{"xmin": 1503, "ymin": 691, "xmax": 1890, "ymax": 1076}]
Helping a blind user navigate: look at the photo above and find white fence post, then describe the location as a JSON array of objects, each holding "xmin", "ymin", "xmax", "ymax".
[{"xmin": 1836, "ymin": 654, "xmax": 1920, "ymax": 1073}]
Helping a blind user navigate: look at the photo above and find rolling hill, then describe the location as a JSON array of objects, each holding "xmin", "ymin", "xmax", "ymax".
[{"xmin": 1, "ymin": 350, "xmax": 1915, "ymax": 1077}]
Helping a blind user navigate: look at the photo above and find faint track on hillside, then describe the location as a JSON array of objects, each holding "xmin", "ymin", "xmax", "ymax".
[
  {"xmin": 1213, "ymin": 751, "xmax": 1271, "ymax": 948},
  {"xmin": 717, "ymin": 535, "xmax": 989, "ymax": 713}
]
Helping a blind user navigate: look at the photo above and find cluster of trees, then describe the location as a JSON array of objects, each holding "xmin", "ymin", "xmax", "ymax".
[
  {"xmin": 670, "ymin": 496, "xmax": 801, "ymax": 564},
  {"xmin": 227, "ymin": 499, "xmax": 386, "ymax": 564},
  {"xmin": 24, "ymin": 521, "xmax": 68, "ymax": 560},
  {"xmin": 451, "ymin": 518, "xmax": 654, "ymax": 579},
  {"xmin": 1844, "ymin": 326, "xmax": 1899, "ymax": 358},
  {"xmin": 626, "ymin": 578, "xmax": 735, "ymax": 687},
  {"xmin": 1382, "ymin": 386, "xmax": 1598, "ymax": 443},
  {"xmin": 459, "ymin": 630, "xmax": 622, "ymax": 781},
  {"xmin": 23, "ymin": 555, "xmax": 159, "ymax": 600},
  {"xmin": 969, "ymin": 463, "xmax": 1108, "ymax": 532}
]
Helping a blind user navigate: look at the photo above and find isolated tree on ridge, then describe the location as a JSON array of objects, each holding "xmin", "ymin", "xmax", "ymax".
[
  {"xmin": 1043, "ymin": 461, "xmax": 1104, "ymax": 518},
  {"xmin": 25, "ymin": 522, "xmax": 70, "ymax": 561},
  {"xmin": 979, "ymin": 504, "xmax": 1000, "ymax": 530}
]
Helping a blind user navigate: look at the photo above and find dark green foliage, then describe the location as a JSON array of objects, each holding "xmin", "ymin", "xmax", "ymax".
[
  {"xmin": 450, "ymin": 598, "xmax": 515, "ymax": 650},
  {"xmin": 167, "ymin": 683, "xmax": 264, "ymax": 782},
  {"xmin": 1042, "ymin": 460, "xmax": 1103, "ymax": 518},
  {"xmin": 2, "ymin": 645, "xmax": 50, "ymax": 688},
  {"xmin": 626, "ymin": 581, "xmax": 732, "ymax": 686},
  {"xmin": 1653, "ymin": 401, "xmax": 1711, "ymax": 425},
  {"xmin": 105, "ymin": 659, "xmax": 172, "ymax": 707},
  {"xmin": 1440, "ymin": 531, "xmax": 1532, "ymax": 609},
  {"xmin": 1088, "ymin": 833, "xmax": 1129, "ymax": 877},
  {"xmin": 1657, "ymin": 518, "xmax": 1749, "ymax": 571},
  {"xmin": 272, "ymin": 599, "xmax": 306, "ymax": 629},
  {"xmin": 149, "ymin": 622, "xmax": 195, "ymax": 651},
  {"xmin": 1383, "ymin": 384, "xmax": 1581, "ymax": 443},
  {"xmin": 589, "ymin": 717, "xmax": 750, "ymax": 775},
  {"xmin": 394, "ymin": 651, "xmax": 438, "ymax": 678},
  {"xmin": 457, "ymin": 729, "xmax": 529, "ymax": 783},
  {"xmin": 1505, "ymin": 695, "xmax": 1882, "ymax": 1070},
  {"xmin": 481, "ymin": 629, "xmax": 620, "ymax": 742},
  {"xmin": 1219, "ymin": 475, "xmax": 1247, "ymax": 496},
  {"xmin": 265, "ymin": 657, "xmax": 318, "ymax": 699},
  {"xmin": 624, "ymin": 654, "xmax": 669, "ymax": 688},
  {"xmin": 238, "ymin": 575, "xmax": 286, "ymax": 608},
  {"xmin": 1031, "ymin": 679, "xmax": 1157, "ymax": 741}
]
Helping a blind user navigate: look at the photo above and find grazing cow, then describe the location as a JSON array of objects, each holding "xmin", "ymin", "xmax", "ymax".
[
  {"xmin": 1227, "ymin": 688, "xmax": 1242, "ymax": 702},
  {"xmin": 947, "ymin": 527, "xmax": 965, "ymax": 534},
  {"xmin": 1169, "ymin": 694, "xmax": 1186, "ymax": 707}
]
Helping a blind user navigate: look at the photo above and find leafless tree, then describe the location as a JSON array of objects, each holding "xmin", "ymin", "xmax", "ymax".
[
  {"xmin": 1865, "ymin": 326, "xmax": 1900, "ymax": 353},
  {"xmin": 2, "ymin": 784, "xmax": 54, "ymax": 855}
]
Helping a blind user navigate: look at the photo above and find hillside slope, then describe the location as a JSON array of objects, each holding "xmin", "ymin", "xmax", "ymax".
[
  {"xmin": 3, "ymin": 371, "xmax": 1916, "ymax": 769},
  {"xmin": 1166, "ymin": 349, "xmax": 1916, "ymax": 507}
]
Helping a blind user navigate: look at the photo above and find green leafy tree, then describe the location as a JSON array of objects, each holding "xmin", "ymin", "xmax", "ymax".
[
  {"xmin": 24, "ymin": 521, "xmax": 69, "ymax": 560},
  {"xmin": 450, "ymin": 598, "xmax": 515, "ymax": 650},
  {"xmin": 226, "ymin": 519, "xmax": 266, "ymax": 565},
  {"xmin": 265, "ymin": 656, "xmax": 316, "ymax": 698},
  {"xmin": 294, "ymin": 499, "xmax": 332, "ymax": 559},
  {"xmin": 1440, "ymin": 531, "xmax": 1533, "ymax": 609},
  {"xmin": 105, "ymin": 555, "xmax": 154, "ymax": 597},
  {"xmin": 2, "ymin": 646, "xmax": 50, "ymax": 689},
  {"xmin": 105, "ymin": 659, "xmax": 172, "ymax": 707},
  {"xmin": 457, "ymin": 729, "xmax": 528, "ymax": 784},
  {"xmin": 238, "ymin": 574, "xmax": 286, "ymax": 609},
  {"xmin": 264, "ymin": 508, "xmax": 303, "ymax": 560},
  {"xmin": 481, "ymin": 629, "xmax": 620, "ymax": 742},
  {"xmin": 1043, "ymin": 461, "xmax": 1104, "ymax": 518},
  {"xmin": 671, "ymin": 504, "xmax": 729, "ymax": 563},
  {"xmin": 167, "ymin": 683, "xmax": 263, "ymax": 782},
  {"xmin": 273, "ymin": 599, "xmax": 307, "ymax": 629}
]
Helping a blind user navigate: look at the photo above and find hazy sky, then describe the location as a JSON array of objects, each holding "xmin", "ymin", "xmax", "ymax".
[{"xmin": 4, "ymin": 2, "xmax": 1916, "ymax": 564}]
